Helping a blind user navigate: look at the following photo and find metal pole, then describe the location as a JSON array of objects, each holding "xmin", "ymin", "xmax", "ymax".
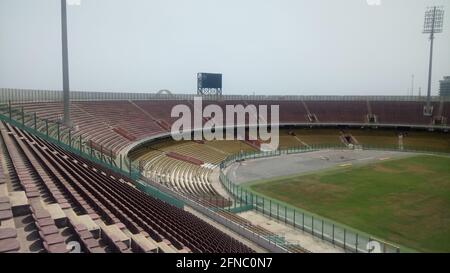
[
  {"xmin": 100, "ymin": 145, "xmax": 103, "ymax": 162},
  {"xmin": 425, "ymin": 7, "xmax": 436, "ymax": 114},
  {"xmin": 302, "ymin": 213, "xmax": 305, "ymax": 231},
  {"xmin": 269, "ymin": 200, "xmax": 272, "ymax": 217},
  {"xmin": 344, "ymin": 229, "xmax": 347, "ymax": 250},
  {"xmin": 293, "ymin": 210, "xmax": 296, "ymax": 227},
  {"xmin": 57, "ymin": 123, "xmax": 60, "ymax": 141},
  {"xmin": 321, "ymin": 220, "xmax": 324, "ymax": 239},
  {"xmin": 61, "ymin": 0, "xmax": 71, "ymax": 126},
  {"xmin": 332, "ymin": 224, "xmax": 335, "ymax": 245}
]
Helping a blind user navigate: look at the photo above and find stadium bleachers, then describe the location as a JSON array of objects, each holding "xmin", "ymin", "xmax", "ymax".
[
  {"xmin": 1, "ymin": 95, "xmax": 449, "ymax": 254},
  {"xmin": 5, "ymin": 106, "xmax": 446, "ymax": 177},
  {"xmin": 0, "ymin": 121, "xmax": 253, "ymax": 253},
  {"xmin": 11, "ymin": 99, "xmax": 447, "ymax": 157},
  {"xmin": 132, "ymin": 140, "xmax": 257, "ymax": 206},
  {"xmin": 370, "ymin": 101, "xmax": 436, "ymax": 125},
  {"xmin": 305, "ymin": 101, "xmax": 367, "ymax": 123},
  {"xmin": 443, "ymin": 102, "xmax": 450, "ymax": 122}
]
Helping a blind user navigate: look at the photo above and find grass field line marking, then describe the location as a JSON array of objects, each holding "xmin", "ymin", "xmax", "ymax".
[
  {"xmin": 357, "ymin": 157, "xmax": 375, "ymax": 161},
  {"xmin": 294, "ymin": 136, "xmax": 310, "ymax": 148}
]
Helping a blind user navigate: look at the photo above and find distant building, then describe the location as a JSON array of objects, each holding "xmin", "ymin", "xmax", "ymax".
[{"xmin": 440, "ymin": 76, "xmax": 450, "ymax": 97}]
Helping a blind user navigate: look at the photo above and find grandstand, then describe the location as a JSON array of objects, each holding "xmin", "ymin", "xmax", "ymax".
[{"xmin": 0, "ymin": 89, "xmax": 449, "ymax": 253}]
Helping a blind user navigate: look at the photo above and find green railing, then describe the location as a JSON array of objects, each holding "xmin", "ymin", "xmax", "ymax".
[
  {"xmin": 135, "ymin": 179, "xmax": 184, "ymax": 208},
  {"xmin": 0, "ymin": 102, "xmax": 183, "ymax": 208},
  {"xmin": 219, "ymin": 146, "xmax": 412, "ymax": 253},
  {"xmin": 0, "ymin": 102, "xmax": 139, "ymax": 178}
]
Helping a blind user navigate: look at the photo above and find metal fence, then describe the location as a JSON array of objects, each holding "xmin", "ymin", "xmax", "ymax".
[
  {"xmin": 216, "ymin": 145, "xmax": 448, "ymax": 253},
  {"xmin": 0, "ymin": 102, "xmax": 137, "ymax": 175},
  {"xmin": 1, "ymin": 88, "xmax": 449, "ymax": 103},
  {"xmin": 0, "ymin": 102, "xmax": 185, "ymax": 208}
]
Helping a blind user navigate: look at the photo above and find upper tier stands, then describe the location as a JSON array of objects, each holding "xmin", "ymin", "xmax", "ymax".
[
  {"xmin": 443, "ymin": 102, "xmax": 450, "ymax": 122},
  {"xmin": 306, "ymin": 101, "xmax": 368, "ymax": 123},
  {"xmin": 370, "ymin": 101, "xmax": 437, "ymax": 125},
  {"xmin": 10, "ymin": 99, "xmax": 448, "ymax": 155},
  {"xmin": 0, "ymin": 121, "xmax": 253, "ymax": 253}
]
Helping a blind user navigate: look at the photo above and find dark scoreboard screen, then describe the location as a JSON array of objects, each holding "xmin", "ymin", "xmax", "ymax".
[{"xmin": 197, "ymin": 73, "xmax": 222, "ymax": 89}]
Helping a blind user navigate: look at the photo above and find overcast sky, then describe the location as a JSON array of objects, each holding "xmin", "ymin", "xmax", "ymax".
[{"xmin": 0, "ymin": 0, "xmax": 449, "ymax": 95}]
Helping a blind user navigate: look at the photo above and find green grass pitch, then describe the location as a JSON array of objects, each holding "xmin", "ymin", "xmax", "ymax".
[{"xmin": 249, "ymin": 155, "xmax": 450, "ymax": 253}]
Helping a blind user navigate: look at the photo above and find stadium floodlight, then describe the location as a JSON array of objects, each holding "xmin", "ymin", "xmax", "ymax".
[
  {"xmin": 423, "ymin": 6, "xmax": 444, "ymax": 34},
  {"xmin": 423, "ymin": 6, "xmax": 445, "ymax": 116}
]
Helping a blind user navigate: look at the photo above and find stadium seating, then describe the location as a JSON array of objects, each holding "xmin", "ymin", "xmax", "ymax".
[
  {"xmin": 305, "ymin": 101, "xmax": 367, "ymax": 123},
  {"xmin": 11, "ymin": 99, "xmax": 447, "ymax": 156},
  {"xmin": 370, "ymin": 101, "xmax": 436, "ymax": 125},
  {"xmin": 132, "ymin": 139, "xmax": 260, "ymax": 206},
  {"xmin": 443, "ymin": 102, "xmax": 450, "ymax": 122},
  {"xmin": 0, "ymin": 121, "xmax": 253, "ymax": 253},
  {"xmin": 2, "ymin": 96, "xmax": 449, "ymax": 254}
]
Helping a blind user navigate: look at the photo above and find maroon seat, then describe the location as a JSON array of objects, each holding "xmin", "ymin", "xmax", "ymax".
[
  {"xmin": 0, "ymin": 238, "xmax": 20, "ymax": 253},
  {"xmin": 43, "ymin": 242, "xmax": 69, "ymax": 253},
  {"xmin": 0, "ymin": 228, "xmax": 17, "ymax": 240},
  {"xmin": 32, "ymin": 210, "xmax": 51, "ymax": 220},
  {"xmin": 39, "ymin": 225, "xmax": 59, "ymax": 236},
  {"xmin": 77, "ymin": 230, "xmax": 93, "ymax": 240},
  {"xmin": 89, "ymin": 246, "xmax": 106, "ymax": 253},
  {"xmin": 42, "ymin": 233, "xmax": 65, "ymax": 245},
  {"xmin": 73, "ymin": 224, "xmax": 88, "ymax": 233},
  {"xmin": 83, "ymin": 238, "xmax": 100, "ymax": 249},
  {"xmin": 36, "ymin": 217, "xmax": 55, "ymax": 227},
  {"xmin": 0, "ymin": 210, "xmax": 13, "ymax": 221}
]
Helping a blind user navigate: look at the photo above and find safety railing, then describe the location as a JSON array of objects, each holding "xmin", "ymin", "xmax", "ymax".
[
  {"xmin": 0, "ymin": 102, "xmax": 140, "ymax": 178},
  {"xmin": 1, "ymin": 88, "xmax": 449, "ymax": 103}
]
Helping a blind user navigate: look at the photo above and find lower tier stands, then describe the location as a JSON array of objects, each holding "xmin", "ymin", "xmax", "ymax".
[
  {"xmin": 132, "ymin": 140, "xmax": 257, "ymax": 206},
  {"xmin": 0, "ymin": 121, "xmax": 253, "ymax": 253}
]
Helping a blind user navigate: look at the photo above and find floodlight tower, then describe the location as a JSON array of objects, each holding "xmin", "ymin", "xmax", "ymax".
[
  {"xmin": 61, "ymin": 0, "xmax": 80, "ymax": 126},
  {"xmin": 423, "ymin": 6, "xmax": 445, "ymax": 116}
]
